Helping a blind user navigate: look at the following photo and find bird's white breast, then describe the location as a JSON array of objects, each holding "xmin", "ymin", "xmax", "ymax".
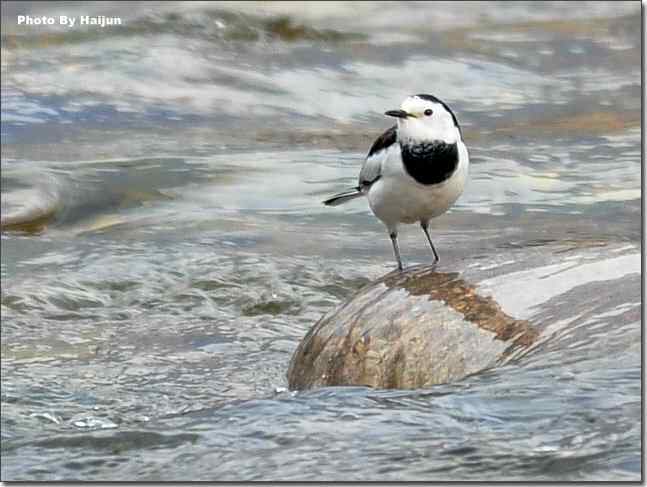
[{"xmin": 367, "ymin": 141, "xmax": 469, "ymax": 230}]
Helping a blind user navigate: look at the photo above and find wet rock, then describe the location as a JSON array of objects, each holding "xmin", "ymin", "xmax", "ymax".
[{"xmin": 288, "ymin": 266, "xmax": 538, "ymax": 390}]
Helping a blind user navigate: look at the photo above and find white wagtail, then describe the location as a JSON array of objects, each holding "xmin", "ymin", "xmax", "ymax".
[{"xmin": 324, "ymin": 94, "xmax": 469, "ymax": 271}]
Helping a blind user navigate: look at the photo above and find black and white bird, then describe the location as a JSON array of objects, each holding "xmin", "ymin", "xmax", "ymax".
[{"xmin": 323, "ymin": 94, "xmax": 469, "ymax": 271}]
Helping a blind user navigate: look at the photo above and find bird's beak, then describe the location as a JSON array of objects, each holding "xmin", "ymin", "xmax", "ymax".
[{"xmin": 385, "ymin": 109, "xmax": 412, "ymax": 119}]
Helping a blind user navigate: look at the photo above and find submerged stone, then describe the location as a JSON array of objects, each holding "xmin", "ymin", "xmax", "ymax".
[{"xmin": 288, "ymin": 266, "xmax": 538, "ymax": 390}]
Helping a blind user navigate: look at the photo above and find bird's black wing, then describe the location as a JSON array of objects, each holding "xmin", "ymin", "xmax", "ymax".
[
  {"xmin": 359, "ymin": 125, "xmax": 397, "ymax": 189},
  {"xmin": 367, "ymin": 125, "xmax": 397, "ymax": 158}
]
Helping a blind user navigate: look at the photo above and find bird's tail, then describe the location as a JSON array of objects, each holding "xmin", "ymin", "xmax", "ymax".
[{"xmin": 323, "ymin": 187, "xmax": 363, "ymax": 206}]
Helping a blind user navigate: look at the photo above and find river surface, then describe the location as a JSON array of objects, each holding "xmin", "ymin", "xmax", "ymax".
[{"xmin": 1, "ymin": 1, "xmax": 642, "ymax": 481}]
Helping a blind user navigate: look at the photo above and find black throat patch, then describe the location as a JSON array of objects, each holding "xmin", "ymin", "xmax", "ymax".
[{"xmin": 400, "ymin": 141, "xmax": 459, "ymax": 185}]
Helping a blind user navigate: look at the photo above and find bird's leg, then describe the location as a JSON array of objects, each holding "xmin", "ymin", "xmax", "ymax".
[
  {"xmin": 389, "ymin": 232, "xmax": 403, "ymax": 271},
  {"xmin": 420, "ymin": 221, "xmax": 439, "ymax": 264}
]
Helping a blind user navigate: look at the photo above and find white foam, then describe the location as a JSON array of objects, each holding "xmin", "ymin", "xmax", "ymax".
[{"xmin": 479, "ymin": 252, "xmax": 640, "ymax": 319}]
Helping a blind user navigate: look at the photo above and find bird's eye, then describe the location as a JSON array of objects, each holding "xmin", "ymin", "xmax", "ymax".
[{"xmin": 424, "ymin": 109, "xmax": 433, "ymax": 116}]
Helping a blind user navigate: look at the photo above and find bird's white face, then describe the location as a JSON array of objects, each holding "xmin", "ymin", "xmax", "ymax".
[{"xmin": 389, "ymin": 95, "xmax": 460, "ymax": 145}]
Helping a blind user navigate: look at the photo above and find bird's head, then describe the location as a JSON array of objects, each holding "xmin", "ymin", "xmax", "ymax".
[{"xmin": 385, "ymin": 94, "xmax": 461, "ymax": 145}]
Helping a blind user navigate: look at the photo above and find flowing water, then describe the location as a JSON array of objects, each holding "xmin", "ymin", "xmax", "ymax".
[{"xmin": 1, "ymin": 1, "xmax": 642, "ymax": 481}]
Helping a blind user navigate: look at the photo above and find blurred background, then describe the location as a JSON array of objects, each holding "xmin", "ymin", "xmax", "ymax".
[{"xmin": 1, "ymin": 1, "xmax": 641, "ymax": 481}]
